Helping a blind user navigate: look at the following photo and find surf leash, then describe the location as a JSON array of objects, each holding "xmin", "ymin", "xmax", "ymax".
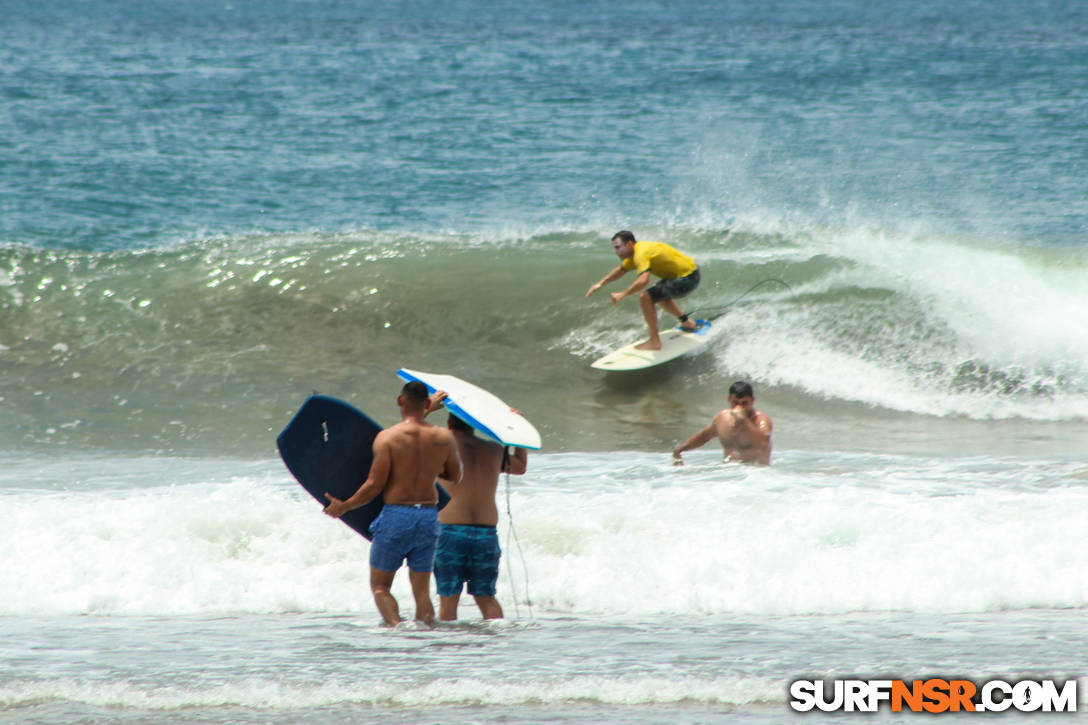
[
  {"xmin": 689, "ymin": 277, "xmax": 794, "ymax": 321},
  {"xmin": 502, "ymin": 446, "xmax": 534, "ymax": 620}
]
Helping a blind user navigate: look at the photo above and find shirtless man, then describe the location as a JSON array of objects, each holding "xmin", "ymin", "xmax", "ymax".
[
  {"xmin": 672, "ymin": 381, "xmax": 773, "ymax": 465},
  {"xmin": 323, "ymin": 380, "xmax": 462, "ymax": 626},
  {"xmin": 425, "ymin": 393, "xmax": 528, "ymax": 620}
]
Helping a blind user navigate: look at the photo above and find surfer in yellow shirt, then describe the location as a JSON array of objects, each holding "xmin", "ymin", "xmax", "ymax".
[{"xmin": 585, "ymin": 231, "xmax": 701, "ymax": 350}]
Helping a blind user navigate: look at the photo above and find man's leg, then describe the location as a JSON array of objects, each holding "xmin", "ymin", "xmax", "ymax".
[
  {"xmin": 408, "ymin": 569, "xmax": 436, "ymax": 625},
  {"xmin": 370, "ymin": 567, "xmax": 401, "ymax": 626},
  {"xmin": 434, "ymin": 523, "xmax": 464, "ymax": 621},
  {"xmin": 634, "ymin": 291, "xmax": 662, "ymax": 350},
  {"xmin": 660, "ymin": 298, "xmax": 696, "ymax": 330},
  {"xmin": 467, "ymin": 531, "xmax": 503, "ymax": 620},
  {"xmin": 438, "ymin": 594, "xmax": 461, "ymax": 621},
  {"xmin": 473, "ymin": 595, "xmax": 504, "ymax": 620}
]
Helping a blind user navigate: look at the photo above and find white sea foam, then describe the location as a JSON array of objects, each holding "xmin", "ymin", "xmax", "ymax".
[
  {"xmin": 0, "ymin": 673, "xmax": 782, "ymax": 710},
  {"xmin": 2, "ymin": 452, "xmax": 1086, "ymax": 618}
]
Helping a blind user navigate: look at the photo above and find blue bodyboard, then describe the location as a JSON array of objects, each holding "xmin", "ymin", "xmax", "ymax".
[{"xmin": 276, "ymin": 394, "xmax": 449, "ymax": 541}]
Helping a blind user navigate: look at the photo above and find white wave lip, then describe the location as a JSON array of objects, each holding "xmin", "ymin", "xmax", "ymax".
[
  {"xmin": 711, "ymin": 222, "xmax": 1088, "ymax": 421},
  {"xmin": 1, "ymin": 452, "xmax": 1086, "ymax": 618}
]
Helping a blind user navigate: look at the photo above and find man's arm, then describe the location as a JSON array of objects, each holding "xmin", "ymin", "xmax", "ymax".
[
  {"xmin": 672, "ymin": 420, "xmax": 718, "ymax": 465},
  {"xmin": 440, "ymin": 430, "xmax": 462, "ymax": 485},
  {"xmin": 610, "ymin": 270, "xmax": 651, "ymax": 306},
  {"xmin": 423, "ymin": 391, "xmax": 447, "ymax": 417},
  {"xmin": 323, "ymin": 434, "xmax": 391, "ymax": 518},
  {"xmin": 503, "ymin": 446, "xmax": 528, "ymax": 475},
  {"xmin": 585, "ymin": 266, "xmax": 627, "ymax": 297}
]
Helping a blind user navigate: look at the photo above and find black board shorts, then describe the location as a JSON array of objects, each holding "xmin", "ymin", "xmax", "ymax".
[{"xmin": 647, "ymin": 267, "xmax": 700, "ymax": 303}]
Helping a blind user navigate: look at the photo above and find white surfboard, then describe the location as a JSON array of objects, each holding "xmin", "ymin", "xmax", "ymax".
[
  {"xmin": 396, "ymin": 368, "xmax": 542, "ymax": 450},
  {"xmin": 590, "ymin": 319, "xmax": 712, "ymax": 371}
]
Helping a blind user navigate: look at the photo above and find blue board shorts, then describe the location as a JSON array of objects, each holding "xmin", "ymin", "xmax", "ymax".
[
  {"xmin": 434, "ymin": 524, "xmax": 502, "ymax": 597},
  {"xmin": 368, "ymin": 504, "xmax": 440, "ymax": 573},
  {"xmin": 647, "ymin": 267, "xmax": 700, "ymax": 303}
]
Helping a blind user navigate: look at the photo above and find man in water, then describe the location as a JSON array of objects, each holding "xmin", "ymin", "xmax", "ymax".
[
  {"xmin": 323, "ymin": 380, "xmax": 462, "ymax": 626},
  {"xmin": 425, "ymin": 393, "xmax": 528, "ymax": 621},
  {"xmin": 584, "ymin": 230, "xmax": 701, "ymax": 350},
  {"xmin": 672, "ymin": 381, "xmax": 773, "ymax": 465}
]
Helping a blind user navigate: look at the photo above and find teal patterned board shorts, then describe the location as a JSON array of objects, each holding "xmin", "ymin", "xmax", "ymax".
[{"xmin": 434, "ymin": 524, "xmax": 501, "ymax": 597}]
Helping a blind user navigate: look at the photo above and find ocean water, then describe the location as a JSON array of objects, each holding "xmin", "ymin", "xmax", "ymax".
[{"xmin": 2, "ymin": 0, "xmax": 1087, "ymax": 722}]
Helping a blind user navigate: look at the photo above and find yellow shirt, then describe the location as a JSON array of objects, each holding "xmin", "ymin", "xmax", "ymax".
[{"xmin": 620, "ymin": 241, "xmax": 697, "ymax": 279}]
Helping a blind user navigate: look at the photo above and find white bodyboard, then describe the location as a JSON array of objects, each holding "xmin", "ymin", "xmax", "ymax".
[
  {"xmin": 591, "ymin": 320, "xmax": 712, "ymax": 371},
  {"xmin": 396, "ymin": 368, "xmax": 542, "ymax": 450}
]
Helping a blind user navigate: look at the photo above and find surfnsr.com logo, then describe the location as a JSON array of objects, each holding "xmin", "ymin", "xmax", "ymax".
[{"xmin": 789, "ymin": 678, "xmax": 1078, "ymax": 713}]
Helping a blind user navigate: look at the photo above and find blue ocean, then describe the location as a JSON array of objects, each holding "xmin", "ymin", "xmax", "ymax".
[{"xmin": 2, "ymin": 1, "xmax": 1087, "ymax": 722}]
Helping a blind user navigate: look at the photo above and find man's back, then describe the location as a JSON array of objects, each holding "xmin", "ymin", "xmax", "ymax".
[
  {"xmin": 439, "ymin": 420, "xmax": 529, "ymax": 526},
  {"xmin": 440, "ymin": 433, "xmax": 504, "ymax": 525},
  {"xmin": 379, "ymin": 419, "xmax": 459, "ymax": 505},
  {"xmin": 622, "ymin": 240, "xmax": 697, "ymax": 279}
]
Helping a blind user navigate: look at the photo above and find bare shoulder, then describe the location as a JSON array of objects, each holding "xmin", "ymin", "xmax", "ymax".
[
  {"xmin": 429, "ymin": 425, "xmax": 455, "ymax": 446},
  {"xmin": 481, "ymin": 436, "xmax": 504, "ymax": 453},
  {"xmin": 484, "ymin": 437, "xmax": 509, "ymax": 463},
  {"xmin": 712, "ymin": 409, "xmax": 737, "ymax": 426},
  {"xmin": 376, "ymin": 421, "xmax": 413, "ymax": 445},
  {"xmin": 369, "ymin": 428, "xmax": 397, "ymax": 458}
]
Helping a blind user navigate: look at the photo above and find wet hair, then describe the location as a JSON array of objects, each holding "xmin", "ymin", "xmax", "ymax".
[
  {"xmin": 447, "ymin": 414, "xmax": 473, "ymax": 432},
  {"xmin": 400, "ymin": 380, "xmax": 430, "ymax": 405},
  {"xmin": 729, "ymin": 381, "xmax": 754, "ymax": 398},
  {"xmin": 611, "ymin": 230, "xmax": 636, "ymax": 245}
]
